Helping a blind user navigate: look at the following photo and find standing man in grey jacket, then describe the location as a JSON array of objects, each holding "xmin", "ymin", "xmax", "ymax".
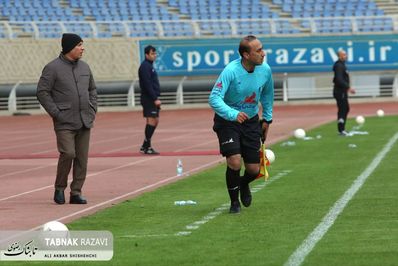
[{"xmin": 37, "ymin": 33, "xmax": 97, "ymax": 205}]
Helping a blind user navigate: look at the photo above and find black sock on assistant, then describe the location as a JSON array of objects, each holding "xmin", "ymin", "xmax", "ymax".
[
  {"xmin": 241, "ymin": 170, "xmax": 259, "ymax": 186},
  {"xmin": 338, "ymin": 118, "xmax": 345, "ymax": 132},
  {"xmin": 226, "ymin": 167, "xmax": 240, "ymax": 202},
  {"xmin": 143, "ymin": 124, "xmax": 156, "ymax": 148}
]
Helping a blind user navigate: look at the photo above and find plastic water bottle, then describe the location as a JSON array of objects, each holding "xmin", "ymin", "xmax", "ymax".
[
  {"xmin": 176, "ymin": 159, "xmax": 183, "ymax": 176},
  {"xmin": 174, "ymin": 200, "xmax": 197, "ymax": 206},
  {"xmin": 174, "ymin": 200, "xmax": 186, "ymax": 205}
]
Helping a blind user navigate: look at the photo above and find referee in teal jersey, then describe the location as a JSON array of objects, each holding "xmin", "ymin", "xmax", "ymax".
[{"xmin": 209, "ymin": 35, "xmax": 274, "ymax": 214}]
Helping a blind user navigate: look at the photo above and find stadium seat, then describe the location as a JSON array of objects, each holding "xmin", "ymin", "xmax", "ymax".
[{"xmin": 0, "ymin": 0, "xmax": 394, "ymax": 39}]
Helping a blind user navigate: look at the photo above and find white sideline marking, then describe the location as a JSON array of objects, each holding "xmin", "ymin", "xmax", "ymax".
[
  {"xmin": 30, "ymin": 159, "xmax": 225, "ymax": 232},
  {"xmin": 175, "ymin": 139, "xmax": 217, "ymax": 152},
  {"xmin": 284, "ymin": 132, "xmax": 398, "ymax": 266},
  {"xmin": 0, "ymin": 157, "xmax": 159, "ymax": 202},
  {"xmin": 174, "ymin": 170, "xmax": 292, "ymax": 236},
  {"xmin": 0, "ymin": 163, "xmax": 56, "ymax": 178},
  {"xmin": 0, "ymin": 140, "xmax": 53, "ymax": 151},
  {"xmin": 103, "ymin": 131, "xmax": 199, "ymax": 153},
  {"xmin": 0, "ymin": 184, "xmax": 53, "ymax": 202},
  {"xmin": 118, "ymin": 170, "xmax": 291, "ymax": 239},
  {"xmin": 31, "ymin": 135, "xmax": 132, "ymax": 155}
]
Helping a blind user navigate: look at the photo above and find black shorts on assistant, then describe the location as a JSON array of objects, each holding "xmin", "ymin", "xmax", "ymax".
[
  {"xmin": 141, "ymin": 96, "xmax": 160, "ymax": 118},
  {"xmin": 213, "ymin": 114, "xmax": 261, "ymax": 164}
]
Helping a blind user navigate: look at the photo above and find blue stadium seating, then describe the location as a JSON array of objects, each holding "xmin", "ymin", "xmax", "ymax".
[
  {"xmin": 168, "ymin": 0, "xmax": 285, "ymax": 35},
  {"xmin": 169, "ymin": 0, "xmax": 276, "ymax": 19},
  {"xmin": 273, "ymin": 0, "xmax": 389, "ymax": 34},
  {"xmin": 0, "ymin": 0, "xmax": 394, "ymax": 38},
  {"xmin": 1, "ymin": 0, "xmax": 82, "ymax": 22},
  {"xmin": 279, "ymin": 0, "xmax": 384, "ymax": 18}
]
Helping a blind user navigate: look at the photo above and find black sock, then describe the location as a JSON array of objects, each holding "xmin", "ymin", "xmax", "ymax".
[
  {"xmin": 143, "ymin": 124, "xmax": 156, "ymax": 147},
  {"xmin": 338, "ymin": 119, "xmax": 344, "ymax": 132},
  {"xmin": 226, "ymin": 167, "xmax": 240, "ymax": 202},
  {"xmin": 241, "ymin": 170, "xmax": 258, "ymax": 186}
]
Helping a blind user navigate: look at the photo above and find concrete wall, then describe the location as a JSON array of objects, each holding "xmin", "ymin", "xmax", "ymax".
[{"xmin": 0, "ymin": 38, "xmax": 140, "ymax": 84}]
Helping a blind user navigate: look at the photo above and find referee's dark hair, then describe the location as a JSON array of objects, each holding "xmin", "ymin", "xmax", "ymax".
[
  {"xmin": 238, "ymin": 35, "xmax": 257, "ymax": 57},
  {"xmin": 144, "ymin": 45, "xmax": 156, "ymax": 55}
]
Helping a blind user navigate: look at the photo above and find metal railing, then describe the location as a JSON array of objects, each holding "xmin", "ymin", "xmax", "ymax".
[
  {"xmin": 1, "ymin": 73, "xmax": 397, "ymax": 114},
  {"xmin": 1, "ymin": 16, "xmax": 397, "ymax": 39}
]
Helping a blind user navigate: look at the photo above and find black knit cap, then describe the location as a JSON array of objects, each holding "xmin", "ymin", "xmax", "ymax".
[{"xmin": 61, "ymin": 33, "xmax": 83, "ymax": 55}]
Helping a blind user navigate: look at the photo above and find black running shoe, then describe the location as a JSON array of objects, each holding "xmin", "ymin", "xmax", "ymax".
[
  {"xmin": 240, "ymin": 183, "xmax": 252, "ymax": 207},
  {"xmin": 139, "ymin": 146, "xmax": 147, "ymax": 154},
  {"xmin": 229, "ymin": 201, "xmax": 241, "ymax": 214},
  {"xmin": 145, "ymin": 147, "xmax": 159, "ymax": 155}
]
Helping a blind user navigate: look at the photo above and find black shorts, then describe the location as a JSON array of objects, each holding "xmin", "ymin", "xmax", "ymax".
[
  {"xmin": 213, "ymin": 114, "xmax": 261, "ymax": 163},
  {"xmin": 141, "ymin": 96, "xmax": 160, "ymax": 118}
]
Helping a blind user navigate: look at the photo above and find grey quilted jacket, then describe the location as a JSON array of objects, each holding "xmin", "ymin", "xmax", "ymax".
[{"xmin": 37, "ymin": 53, "xmax": 97, "ymax": 131}]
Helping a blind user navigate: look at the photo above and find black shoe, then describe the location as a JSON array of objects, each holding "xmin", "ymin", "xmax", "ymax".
[
  {"xmin": 70, "ymin": 195, "xmax": 87, "ymax": 204},
  {"xmin": 240, "ymin": 183, "xmax": 252, "ymax": 207},
  {"xmin": 54, "ymin": 190, "xmax": 65, "ymax": 204},
  {"xmin": 144, "ymin": 147, "xmax": 159, "ymax": 155},
  {"xmin": 139, "ymin": 146, "xmax": 147, "ymax": 154},
  {"xmin": 229, "ymin": 201, "xmax": 241, "ymax": 214}
]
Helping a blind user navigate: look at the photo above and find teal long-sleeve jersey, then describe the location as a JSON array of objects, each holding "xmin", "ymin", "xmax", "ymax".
[{"xmin": 208, "ymin": 58, "xmax": 274, "ymax": 122}]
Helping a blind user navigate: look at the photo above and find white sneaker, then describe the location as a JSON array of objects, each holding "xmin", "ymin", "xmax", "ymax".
[
  {"xmin": 339, "ymin": 130, "xmax": 349, "ymax": 136},
  {"xmin": 144, "ymin": 147, "xmax": 159, "ymax": 155}
]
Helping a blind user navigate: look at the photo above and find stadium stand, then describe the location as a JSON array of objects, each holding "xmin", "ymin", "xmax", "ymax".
[
  {"xmin": 274, "ymin": 0, "xmax": 395, "ymax": 33},
  {"xmin": 0, "ymin": 0, "xmax": 397, "ymax": 114},
  {"xmin": 0, "ymin": 0, "xmax": 396, "ymax": 38}
]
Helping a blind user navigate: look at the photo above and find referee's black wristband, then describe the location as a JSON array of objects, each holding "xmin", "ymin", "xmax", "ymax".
[{"xmin": 261, "ymin": 119, "xmax": 272, "ymax": 125}]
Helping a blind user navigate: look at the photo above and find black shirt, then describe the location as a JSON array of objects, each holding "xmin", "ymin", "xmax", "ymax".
[
  {"xmin": 138, "ymin": 59, "xmax": 160, "ymax": 101},
  {"xmin": 333, "ymin": 59, "xmax": 350, "ymax": 94}
]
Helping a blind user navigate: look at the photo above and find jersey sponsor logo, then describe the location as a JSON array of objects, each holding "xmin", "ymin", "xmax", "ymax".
[
  {"xmin": 233, "ymin": 102, "xmax": 256, "ymax": 110},
  {"xmin": 244, "ymin": 92, "xmax": 256, "ymax": 103},
  {"xmin": 231, "ymin": 89, "xmax": 260, "ymax": 111}
]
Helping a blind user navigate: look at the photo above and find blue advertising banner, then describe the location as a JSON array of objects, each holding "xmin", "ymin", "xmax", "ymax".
[{"xmin": 139, "ymin": 35, "xmax": 398, "ymax": 76}]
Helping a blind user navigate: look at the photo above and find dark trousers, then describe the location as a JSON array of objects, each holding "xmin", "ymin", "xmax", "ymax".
[
  {"xmin": 55, "ymin": 128, "xmax": 91, "ymax": 195},
  {"xmin": 333, "ymin": 91, "xmax": 349, "ymax": 132}
]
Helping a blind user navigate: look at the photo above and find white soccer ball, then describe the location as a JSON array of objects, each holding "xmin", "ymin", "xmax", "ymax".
[
  {"xmin": 294, "ymin": 128, "xmax": 306, "ymax": 139},
  {"xmin": 355, "ymin": 115, "xmax": 365, "ymax": 125},
  {"xmin": 42, "ymin": 221, "xmax": 68, "ymax": 231},
  {"xmin": 377, "ymin": 109, "xmax": 384, "ymax": 117},
  {"xmin": 265, "ymin": 149, "xmax": 275, "ymax": 164}
]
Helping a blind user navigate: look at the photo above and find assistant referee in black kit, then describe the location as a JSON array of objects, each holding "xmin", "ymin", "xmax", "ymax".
[
  {"xmin": 333, "ymin": 49, "xmax": 355, "ymax": 136},
  {"xmin": 139, "ymin": 45, "xmax": 161, "ymax": 154}
]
